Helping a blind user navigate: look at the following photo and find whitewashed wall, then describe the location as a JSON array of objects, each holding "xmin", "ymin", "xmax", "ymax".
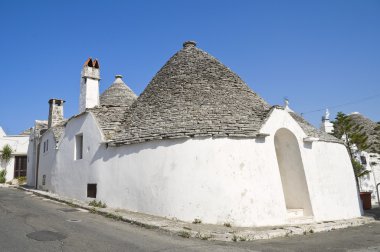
[
  {"xmin": 361, "ymin": 152, "xmax": 380, "ymax": 205},
  {"xmin": 40, "ymin": 109, "xmax": 362, "ymax": 227},
  {"xmin": 26, "ymin": 138, "xmax": 36, "ymax": 187},
  {"xmin": 79, "ymin": 78, "xmax": 100, "ymax": 113},
  {"xmin": 260, "ymin": 109, "xmax": 362, "ymax": 221},
  {"xmin": 0, "ymin": 135, "xmax": 29, "ymax": 182},
  {"xmin": 370, "ymin": 153, "xmax": 380, "ymax": 205},
  {"xmin": 38, "ymin": 131, "xmax": 57, "ymax": 190}
]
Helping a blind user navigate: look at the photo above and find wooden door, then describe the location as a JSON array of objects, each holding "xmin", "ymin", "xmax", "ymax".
[{"xmin": 14, "ymin": 156, "xmax": 27, "ymax": 178}]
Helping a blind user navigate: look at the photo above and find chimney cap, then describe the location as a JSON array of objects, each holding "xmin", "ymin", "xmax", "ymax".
[
  {"xmin": 115, "ymin": 74, "xmax": 123, "ymax": 79},
  {"xmin": 93, "ymin": 59, "xmax": 100, "ymax": 69},
  {"xmin": 84, "ymin": 58, "xmax": 93, "ymax": 67},
  {"xmin": 48, "ymin": 98, "xmax": 66, "ymax": 105},
  {"xmin": 183, "ymin": 41, "xmax": 197, "ymax": 48}
]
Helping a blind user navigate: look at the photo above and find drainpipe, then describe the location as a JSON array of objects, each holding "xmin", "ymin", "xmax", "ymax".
[{"xmin": 377, "ymin": 183, "xmax": 380, "ymax": 207}]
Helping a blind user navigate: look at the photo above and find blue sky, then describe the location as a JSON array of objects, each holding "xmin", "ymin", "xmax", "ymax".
[{"xmin": 0, "ymin": 0, "xmax": 379, "ymax": 134}]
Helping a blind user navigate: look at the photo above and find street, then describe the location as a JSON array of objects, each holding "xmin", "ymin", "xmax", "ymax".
[{"xmin": 0, "ymin": 187, "xmax": 380, "ymax": 252}]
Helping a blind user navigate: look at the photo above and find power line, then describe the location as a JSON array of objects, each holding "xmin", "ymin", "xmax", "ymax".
[{"xmin": 300, "ymin": 93, "xmax": 380, "ymax": 116}]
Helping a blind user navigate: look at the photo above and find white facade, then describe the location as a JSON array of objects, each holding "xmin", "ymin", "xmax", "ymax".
[
  {"xmin": 29, "ymin": 44, "xmax": 363, "ymax": 227},
  {"xmin": 0, "ymin": 129, "xmax": 29, "ymax": 182},
  {"xmin": 357, "ymin": 151, "xmax": 380, "ymax": 205},
  {"xmin": 35, "ymin": 108, "xmax": 362, "ymax": 227}
]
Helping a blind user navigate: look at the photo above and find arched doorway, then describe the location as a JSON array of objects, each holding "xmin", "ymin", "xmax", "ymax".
[{"xmin": 274, "ymin": 128, "xmax": 313, "ymax": 217}]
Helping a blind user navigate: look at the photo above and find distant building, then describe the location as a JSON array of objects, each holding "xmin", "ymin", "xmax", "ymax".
[
  {"xmin": 349, "ymin": 113, "xmax": 380, "ymax": 205},
  {"xmin": 0, "ymin": 126, "xmax": 30, "ymax": 182},
  {"xmin": 28, "ymin": 41, "xmax": 362, "ymax": 227},
  {"xmin": 320, "ymin": 109, "xmax": 334, "ymax": 134}
]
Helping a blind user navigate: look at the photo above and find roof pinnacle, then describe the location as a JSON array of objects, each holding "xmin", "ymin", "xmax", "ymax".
[{"xmin": 183, "ymin": 41, "xmax": 197, "ymax": 48}]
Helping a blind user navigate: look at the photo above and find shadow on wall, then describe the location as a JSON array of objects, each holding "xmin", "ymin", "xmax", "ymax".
[
  {"xmin": 303, "ymin": 142, "xmax": 312, "ymax": 149},
  {"xmin": 90, "ymin": 136, "xmax": 191, "ymax": 164},
  {"xmin": 274, "ymin": 128, "xmax": 314, "ymax": 217}
]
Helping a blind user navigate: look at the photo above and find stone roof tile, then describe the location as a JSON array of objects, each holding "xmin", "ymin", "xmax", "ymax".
[
  {"xmin": 100, "ymin": 75, "xmax": 137, "ymax": 106},
  {"xmin": 88, "ymin": 105, "xmax": 129, "ymax": 141},
  {"xmin": 112, "ymin": 42, "xmax": 271, "ymax": 145}
]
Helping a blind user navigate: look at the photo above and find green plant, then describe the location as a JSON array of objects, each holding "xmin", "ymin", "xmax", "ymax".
[
  {"xmin": 0, "ymin": 144, "xmax": 13, "ymax": 164},
  {"xmin": 178, "ymin": 231, "xmax": 191, "ymax": 238},
  {"xmin": 195, "ymin": 232, "xmax": 211, "ymax": 240},
  {"xmin": 0, "ymin": 169, "xmax": 6, "ymax": 183},
  {"xmin": 232, "ymin": 234, "xmax": 238, "ymax": 242},
  {"xmin": 105, "ymin": 213, "xmax": 122, "ymax": 221},
  {"xmin": 88, "ymin": 200, "xmax": 107, "ymax": 208},
  {"xmin": 239, "ymin": 236, "xmax": 247, "ymax": 241},
  {"xmin": 17, "ymin": 176, "xmax": 27, "ymax": 184},
  {"xmin": 352, "ymin": 159, "xmax": 369, "ymax": 178},
  {"xmin": 223, "ymin": 222, "xmax": 232, "ymax": 227}
]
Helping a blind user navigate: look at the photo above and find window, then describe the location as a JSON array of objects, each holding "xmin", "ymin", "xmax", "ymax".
[
  {"xmin": 43, "ymin": 139, "xmax": 49, "ymax": 153},
  {"xmin": 360, "ymin": 156, "xmax": 367, "ymax": 165},
  {"xmin": 75, "ymin": 134, "xmax": 83, "ymax": 160},
  {"xmin": 87, "ymin": 184, "xmax": 97, "ymax": 198}
]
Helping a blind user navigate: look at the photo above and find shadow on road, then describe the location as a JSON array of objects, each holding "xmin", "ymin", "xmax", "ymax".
[{"xmin": 364, "ymin": 206, "xmax": 380, "ymax": 220}]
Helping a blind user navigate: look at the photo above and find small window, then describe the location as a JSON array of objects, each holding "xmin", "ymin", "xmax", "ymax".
[
  {"xmin": 87, "ymin": 184, "xmax": 97, "ymax": 198},
  {"xmin": 43, "ymin": 140, "xmax": 49, "ymax": 153},
  {"xmin": 75, "ymin": 134, "xmax": 83, "ymax": 160},
  {"xmin": 360, "ymin": 156, "xmax": 367, "ymax": 165}
]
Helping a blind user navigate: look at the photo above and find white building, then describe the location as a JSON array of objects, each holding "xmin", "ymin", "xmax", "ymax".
[
  {"xmin": 320, "ymin": 109, "xmax": 334, "ymax": 134},
  {"xmin": 28, "ymin": 41, "xmax": 362, "ymax": 227},
  {"xmin": 0, "ymin": 126, "xmax": 30, "ymax": 182},
  {"xmin": 349, "ymin": 113, "xmax": 380, "ymax": 205}
]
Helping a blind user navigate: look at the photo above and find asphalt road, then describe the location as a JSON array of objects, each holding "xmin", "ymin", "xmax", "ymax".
[{"xmin": 1, "ymin": 187, "xmax": 380, "ymax": 252}]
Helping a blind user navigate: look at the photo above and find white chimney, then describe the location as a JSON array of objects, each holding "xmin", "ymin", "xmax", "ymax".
[
  {"xmin": 79, "ymin": 58, "xmax": 100, "ymax": 113},
  {"xmin": 320, "ymin": 109, "xmax": 334, "ymax": 134}
]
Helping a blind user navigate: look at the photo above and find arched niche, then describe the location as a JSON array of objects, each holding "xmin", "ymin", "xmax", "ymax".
[{"xmin": 274, "ymin": 128, "xmax": 313, "ymax": 217}]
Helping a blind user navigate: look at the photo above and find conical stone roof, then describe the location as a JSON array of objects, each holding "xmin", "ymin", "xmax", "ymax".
[
  {"xmin": 113, "ymin": 41, "xmax": 271, "ymax": 145},
  {"xmin": 100, "ymin": 75, "xmax": 137, "ymax": 106}
]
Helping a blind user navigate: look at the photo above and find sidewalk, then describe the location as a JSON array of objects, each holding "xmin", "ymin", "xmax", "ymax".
[{"xmin": 9, "ymin": 184, "xmax": 379, "ymax": 242}]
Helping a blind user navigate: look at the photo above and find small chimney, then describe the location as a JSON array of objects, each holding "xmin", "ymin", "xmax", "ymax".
[
  {"xmin": 79, "ymin": 57, "xmax": 101, "ymax": 113},
  {"xmin": 48, "ymin": 99, "xmax": 65, "ymax": 128},
  {"xmin": 320, "ymin": 109, "xmax": 334, "ymax": 134}
]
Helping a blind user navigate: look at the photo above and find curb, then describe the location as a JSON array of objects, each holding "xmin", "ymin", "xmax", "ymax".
[{"xmin": 14, "ymin": 186, "xmax": 378, "ymax": 242}]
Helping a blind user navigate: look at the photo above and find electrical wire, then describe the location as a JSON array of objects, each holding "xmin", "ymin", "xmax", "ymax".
[{"xmin": 300, "ymin": 93, "xmax": 380, "ymax": 116}]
